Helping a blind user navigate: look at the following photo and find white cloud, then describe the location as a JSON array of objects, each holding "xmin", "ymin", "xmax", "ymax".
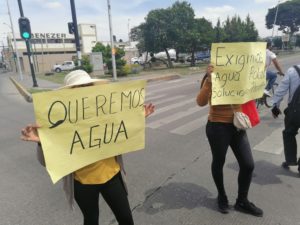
[
  {"xmin": 45, "ymin": 2, "xmax": 63, "ymax": 9},
  {"xmin": 31, "ymin": 0, "xmax": 63, "ymax": 9},
  {"xmin": 196, "ymin": 5, "xmax": 235, "ymax": 24},
  {"xmin": 204, "ymin": 5, "xmax": 235, "ymax": 14},
  {"xmin": 255, "ymin": 0, "xmax": 276, "ymax": 3},
  {"xmin": 254, "ymin": 0, "xmax": 288, "ymax": 4}
]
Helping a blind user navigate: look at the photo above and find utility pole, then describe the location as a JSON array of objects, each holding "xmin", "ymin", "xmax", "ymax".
[
  {"xmin": 272, "ymin": 0, "xmax": 280, "ymax": 38},
  {"xmin": 107, "ymin": 0, "xmax": 117, "ymax": 81},
  {"xmin": 17, "ymin": 0, "xmax": 38, "ymax": 87},
  {"xmin": 1, "ymin": 41, "xmax": 5, "ymax": 63},
  {"xmin": 128, "ymin": 18, "xmax": 130, "ymax": 43},
  {"xmin": 70, "ymin": 0, "xmax": 81, "ymax": 66},
  {"xmin": 6, "ymin": 0, "xmax": 23, "ymax": 80}
]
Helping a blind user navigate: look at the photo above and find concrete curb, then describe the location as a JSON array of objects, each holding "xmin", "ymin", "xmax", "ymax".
[
  {"xmin": 145, "ymin": 74, "xmax": 181, "ymax": 83},
  {"xmin": 9, "ymin": 77, "xmax": 33, "ymax": 102}
]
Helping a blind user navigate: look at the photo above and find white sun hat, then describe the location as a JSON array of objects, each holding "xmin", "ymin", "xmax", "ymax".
[{"xmin": 58, "ymin": 70, "xmax": 109, "ymax": 89}]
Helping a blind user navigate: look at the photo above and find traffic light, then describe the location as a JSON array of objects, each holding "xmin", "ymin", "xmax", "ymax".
[
  {"xmin": 68, "ymin": 22, "xmax": 74, "ymax": 34},
  {"xmin": 18, "ymin": 17, "xmax": 31, "ymax": 40}
]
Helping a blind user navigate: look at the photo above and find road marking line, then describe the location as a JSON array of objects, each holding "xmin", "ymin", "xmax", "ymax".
[
  {"xmin": 153, "ymin": 95, "xmax": 185, "ymax": 105},
  {"xmin": 253, "ymin": 128, "xmax": 283, "ymax": 155},
  {"xmin": 146, "ymin": 94, "xmax": 166, "ymax": 101},
  {"xmin": 150, "ymin": 99, "xmax": 195, "ymax": 116},
  {"xmin": 147, "ymin": 106, "xmax": 205, "ymax": 129},
  {"xmin": 170, "ymin": 113, "xmax": 208, "ymax": 135},
  {"xmin": 149, "ymin": 81, "xmax": 196, "ymax": 94}
]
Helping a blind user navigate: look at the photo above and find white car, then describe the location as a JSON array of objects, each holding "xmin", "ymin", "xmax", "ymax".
[
  {"xmin": 53, "ymin": 61, "xmax": 75, "ymax": 73},
  {"xmin": 130, "ymin": 57, "xmax": 144, "ymax": 64}
]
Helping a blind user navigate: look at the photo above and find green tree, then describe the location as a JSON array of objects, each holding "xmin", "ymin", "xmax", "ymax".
[
  {"xmin": 168, "ymin": 1, "xmax": 195, "ymax": 61},
  {"xmin": 143, "ymin": 8, "xmax": 174, "ymax": 67},
  {"xmin": 214, "ymin": 18, "xmax": 223, "ymax": 43},
  {"xmin": 221, "ymin": 15, "xmax": 258, "ymax": 42},
  {"xmin": 266, "ymin": 0, "xmax": 300, "ymax": 35},
  {"xmin": 244, "ymin": 14, "xmax": 259, "ymax": 41},
  {"xmin": 131, "ymin": 1, "xmax": 215, "ymax": 67},
  {"xmin": 296, "ymin": 34, "xmax": 300, "ymax": 47},
  {"xmin": 130, "ymin": 23, "xmax": 146, "ymax": 53},
  {"xmin": 186, "ymin": 18, "xmax": 214, "ymax": 66},
  {"xmin": 81, "ymin": 55, "xmax": 93, "ymax": 73},
  {"xmin": 92, "ymin": 42, "xmax": 126, "ymax": 76},
  {"xmin": 92, "ymin": 42, "xmax": 106, "ymax": 53}
]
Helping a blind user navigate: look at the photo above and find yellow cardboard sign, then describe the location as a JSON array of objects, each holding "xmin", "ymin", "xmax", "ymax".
[
  {"xmin": 33, "ymin": 80, "xmax": 146, "ymax": 184},
  {"xmin": 210, "ymin": 42, "xmax": 266, "ymax": 105}
]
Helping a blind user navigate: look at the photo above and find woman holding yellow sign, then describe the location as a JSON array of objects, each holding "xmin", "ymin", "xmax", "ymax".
[
  {"xmin": 196, "ymin": 65, "xmax": 263, "ymax": 217},
  {"xmin": 21, "ymin": 70, "xmax": 155, "ymax": 225}
]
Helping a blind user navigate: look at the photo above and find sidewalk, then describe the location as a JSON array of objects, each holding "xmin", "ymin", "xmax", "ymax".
[{"xmin": 8, "ymin": 72, "xmax": 61, "ymax": 90}]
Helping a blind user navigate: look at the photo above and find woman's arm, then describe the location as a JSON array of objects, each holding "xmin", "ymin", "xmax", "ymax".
[
  {"xmin": 144, "ymin": 103, "xmax": 155, "ymax": 117},
  {"xmin": 21, "ymin": 124, "xmax": 41, "ymax": 143},
  {"xmin": 196, "ymin": 65, "xmax": 213, "ymax": 106},
  {"xmin": 21, "ymin": 124, "xmax": 46, "ymax": 167}
]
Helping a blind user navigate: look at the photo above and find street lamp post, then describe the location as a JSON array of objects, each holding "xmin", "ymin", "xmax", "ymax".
[
  {"xmin": 6, "ymin": 0, "xmax": 23, "ymax": 80},
  {"xmin": 272, "ymin": 0, "xmax": 280, "ymax": 38},
  {"xmin": 107, "ymin": 0, "xmax": 117, "ymax": 81}
]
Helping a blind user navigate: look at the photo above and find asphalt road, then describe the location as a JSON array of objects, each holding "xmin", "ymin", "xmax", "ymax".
[{"xmin": 0, "ymin": 53, "xmax": 299, "ymax": 225}]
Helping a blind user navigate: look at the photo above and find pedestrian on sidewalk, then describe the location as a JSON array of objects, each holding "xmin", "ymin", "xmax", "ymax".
[
  {"xmin": 271, "ymin": 65, "xmax": 300, "ymax": 174},
  {"xmin": 196, "ymin": 64, "xmax": 263, "ymax": 217},
  {"xmin": 21, "ymin": 70, "xmax": 155, "ymax": 225}
]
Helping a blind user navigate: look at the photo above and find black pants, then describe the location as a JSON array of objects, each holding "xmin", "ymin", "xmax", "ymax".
[
  {"xmin": 74, "ymin": 172, "xmax": 134, "ymax": 225},
  {"xmin": 283, "ymin": 108, "xmax": 299, "ymax": 164},
  {"xmin": 206, "ymin": 121, "xmax": 254, "ymax": 200}
]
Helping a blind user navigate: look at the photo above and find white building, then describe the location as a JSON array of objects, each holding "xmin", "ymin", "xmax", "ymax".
[{"xmin": 4, "ymin": 24, "xmax": 98, "ymax": 74}]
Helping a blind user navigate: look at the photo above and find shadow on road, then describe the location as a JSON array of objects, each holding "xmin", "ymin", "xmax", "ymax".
[
  {"xmin": 227, "ymin": 160, "xmax": 299, "ymax": 185},
  {"xmin": 135, "ymin": 182, "xmax": 216, "ymax": 214}
]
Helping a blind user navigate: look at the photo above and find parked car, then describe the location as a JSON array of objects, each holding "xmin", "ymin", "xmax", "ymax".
[
  {"xmin": 130, "ymin": 52, "xmax": 152, "ymax": 65},
  {"xmin": 131, "ymin": 49, "xmax": 177, "ymax": 65},
  {"xmin": 130, "ymin": 57, "xmax": 144, "ymax": 64},
  {"xmin": 186, "ymin": 52, "xmax": 210, "ymax": 62},
  {"xmin": 53, "ymin": 61, "xmax": 75, "ymax": 73}
]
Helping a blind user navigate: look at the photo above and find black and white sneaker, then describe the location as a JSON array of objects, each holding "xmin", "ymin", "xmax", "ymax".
[{"xmin": 234, "ymin": 199, "xmax": 263, "ymax": 217}]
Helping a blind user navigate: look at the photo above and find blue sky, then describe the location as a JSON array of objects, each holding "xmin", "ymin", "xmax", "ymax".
[{"xmin": 0, "ymin": 0, "xmax": 286, "ymax": 45}]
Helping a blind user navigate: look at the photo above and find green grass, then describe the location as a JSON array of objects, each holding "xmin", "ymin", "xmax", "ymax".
[
  {"xmin": 28, "ymin": 88, "xmax": 52, "ymax": 94},
  {"xmin": 139, "ymin": 63, "xmax": 207, "ymax": 76},
  {"xmin": 36, "ymin": 72, "xmax": 67, "ymax": 84}
]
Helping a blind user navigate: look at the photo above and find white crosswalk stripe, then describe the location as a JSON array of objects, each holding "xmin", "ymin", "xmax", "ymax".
[
  {"xmin": 151, "ymin": 98, "xmax": 196, "ymax": 116},
  {"xmin": 146, "ymin": 94, "xmax": 166, "ymax": 102},
  {"xmin": 148, "ymin": 81, "xmax": 196, "ymax": 94},
  {"xmin": 170, "ymin": 113, "xmax": 208, "ymax": 135},
  {"xmin": 145, "ymin": 79, "xmax": 207, "ymax": 133},
  {"xmin": 253, "ymin": 128, "xmax": 283, "ymax": 154},
  {"xmin": 152, "ymin": 95, "xmax": 185, "ymax": 105},
  {"xmin": 147, "ymin": 105, "xmax": 205, "ymax": 129}
]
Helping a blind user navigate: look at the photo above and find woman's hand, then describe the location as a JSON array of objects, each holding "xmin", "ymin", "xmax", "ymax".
[
  {"xmin": 206, "ymin": 64, "xmax": 214, "ymax": 83},
  {"xmin": 144, "ymin": 103, "xmax": 155, "ymax": 118},
  {"xmin": 21, "ymin": 124, "xmax": 41, "ymax": 143}
]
